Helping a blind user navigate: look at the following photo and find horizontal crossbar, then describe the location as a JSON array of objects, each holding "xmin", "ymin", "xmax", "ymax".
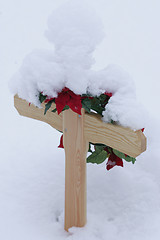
[{"xmin": 14, "ymin": 95, "xmax": 146, "ymax": 158}]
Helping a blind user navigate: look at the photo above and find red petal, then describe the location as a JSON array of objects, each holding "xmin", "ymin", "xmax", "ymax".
[
  {"xmin": 55, "ymin": 88, "xmax": 82, "ymax": 115},
  {"xmin": 70, "ymin": 104, "xmax": 82, "ymax": 115},
  {"xmin": 106, "ymin": 154, "xmax": 116, "ymax": 170},
  {"xmin": 70, "ymin": 100, "xmax": 82, "ymax": 114},
  {"xmin": 66, "ymin": 89, "xmax": 79, "ymax": 98},
  {"xmin": 106, "ymin": 153, "xmax": 123, "ymax": 171},
  {"xmin": 106, "ymin": 160, "xmax": 116, "ymax": 170},
  {"xmin": 55, "ymin": 102, "xmax": 66, "ymax": 114},
  {"xmin": 55, "ymin": 92, "xmax": 70, "ymax": 114},
  {"xmin": 68, "ymin": 90, "xmax": 77, "ymax": 98},
  {"xmin": 115, "ymin": 156, "xmax": 123, "ymax": 167},
  {"xmin": 62, "ymin": 87, "xmax": 69, "ymax": 92},
  {"xmin": 105, "ymin": 92, "xmax": 112, "ymax": 97},
  {"xmin": 58, "ymin": 134, "xmax": 64, "ymax": 148},
  {"xmin": 68, "ymin": 94, "xmax": 82, "ymax": 115}
]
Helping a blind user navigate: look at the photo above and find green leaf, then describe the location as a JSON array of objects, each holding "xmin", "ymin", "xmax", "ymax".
[
  {"xmin": 44, "ymin": 101, "xmax": 52, "ymax": 115},
  {"xmin": 82, "ymin": 98, "xmax": 91, "ymax": 113},
  {"xmin": 39, "ymin": 92, "xmax": 46, "ymax": 103},
  {"xmin": 91, "ymin": 104, "xmax": 104, "ymax": 115},
  {"xmin": 99, "ymin": 94, "xmax": 107, "ymax": 103},
  {"xmin": 62, "ymin": 105, "xmax": 70, "ymax": 111},
  {"xmin": 113, "ymin": 149, "xmax": 136, "ymax": 164},
  {"xmin": 52, "ymin": 108, "xmax": 57, "ymax": 113},
  {"xmin": 112, "ymin": 149, "xmax": 125, "ymax": 159},
  {"xmin": 90, "ymin": 97, "xmax": 105, "ymax": 115},
  {"xmin": 87, "ymin": 148, "xmax": 108, "ymax": 164},
  {"xmin": 91, "ymin": 97, "xmax": 100, "ymax": 106},
  {"xmin": 111, "ymin": 120, "xmax": 117, "ymax": 125},
  {"xmin": 92, "ymin": 106, "xmax": 104, "ymax": 116},
  {"xmin": 124, "ymin": 155, "xmax": 136, "ymax": 164},
  {"xmin": 94, "ymin": 144, "xmax": 106, "ymax": 151}
]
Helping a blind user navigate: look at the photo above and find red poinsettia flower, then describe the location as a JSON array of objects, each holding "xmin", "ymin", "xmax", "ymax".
[
  {"xmin": 55, "ymin": 87, "xmax": 82, "ymax": 115},
  {"xmin": 104, "ymin": 92, "xmax": 113, "ymax": 97},
  {"xmin": 58, "ymin": 134, "xmax": 64, "ymax": 148},
  {"xmin": 106, "ymin": 153, "xmax": 123, "ymax": 170}
]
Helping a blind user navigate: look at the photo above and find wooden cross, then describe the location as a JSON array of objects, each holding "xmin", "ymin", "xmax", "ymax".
[{"xmin": 14, "ymin": 94, "xmax": 146, "ymax": 231}]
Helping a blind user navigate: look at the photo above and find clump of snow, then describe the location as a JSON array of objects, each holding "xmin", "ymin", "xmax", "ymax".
[
  {"xmin": 88, "ymin": 65, "xmax": 147, "ymax": 129},
  {"xmin": 46, "ymin": 0, "xmax": 104, "ymax": 52},
  {"xmin": 10, "ymin": 0, "xmax": 146, "ymax": 130}
]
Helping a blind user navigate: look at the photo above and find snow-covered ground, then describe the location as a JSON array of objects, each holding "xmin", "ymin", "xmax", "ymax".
[{"xmin": 1, "ymin": 0, "xmax": 160, "ymax": 239}]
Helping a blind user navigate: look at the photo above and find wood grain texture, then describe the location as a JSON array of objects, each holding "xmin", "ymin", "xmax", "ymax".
[
  {"xmin": 14, "ymin": 95, "xmax": 147, "ymax": 232},
  {"xmin": 14, "ymin": 95, "xmax": 146, "ymax": 158},
  {"xmin": 14, "ymin": 95, "xmax": 63, "ymax": 132},
  {"xmin": 84, "ymin": 113, "xmax": 146, "ymax": 158},
  {"xmin": 63, "ymin": 109, "xmax": 88, "ymax": 231}
]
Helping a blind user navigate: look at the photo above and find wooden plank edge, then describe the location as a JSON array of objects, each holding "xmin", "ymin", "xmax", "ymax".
[
  {"xmin": 84, "ymin": 112, "xmax": 147, "ymax": 158},
  {"xmin": 135, "ymin": 129, "xmax": 147, "ymax": 153},
  {"xmin": 14, "ymin": 95, "xmax": 147, "ymax": 158},
  {"xmin": 14, "ymin": 95, "xmax": 63, "ymax": 132}
]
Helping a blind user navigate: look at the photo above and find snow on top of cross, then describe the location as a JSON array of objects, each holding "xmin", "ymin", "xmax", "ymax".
[{"xmin": 10, "ymin": 0, "xmax": 147, "ymax": 130}]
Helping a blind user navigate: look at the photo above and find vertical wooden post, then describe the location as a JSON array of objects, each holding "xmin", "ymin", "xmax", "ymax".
[{"xmin": 63, "ymin": 108, "xmax": 88, "ymax": 231}]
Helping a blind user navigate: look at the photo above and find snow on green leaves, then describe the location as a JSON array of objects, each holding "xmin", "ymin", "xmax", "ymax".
[{"xmin": 39, "ymin": 88, "xmax": 137, "ymax": 171}]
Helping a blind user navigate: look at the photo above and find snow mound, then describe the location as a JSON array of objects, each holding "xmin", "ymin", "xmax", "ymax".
[{"xmin": 9, "ymin": 0, "xmax": 146, "ymax": 130}]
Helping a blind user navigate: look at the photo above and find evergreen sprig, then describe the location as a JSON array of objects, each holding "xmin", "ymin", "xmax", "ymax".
[{"xmin": 38, "ymin": 90, "xmax": 137, "ymax": 170}]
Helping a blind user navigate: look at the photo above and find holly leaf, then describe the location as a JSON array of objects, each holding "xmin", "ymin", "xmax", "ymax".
[
  {"xmin": 82, "ymin": 98, "xmax": 91, "ymax": 113},
  {"xmin": 39, "ymin": 92, "xmax": 46, "ymax": 103},
  {"xmin": 87, "ymin": 148, "xmax": 108, "ymax": 164},
  {"xmin": 113, "ymin": 149, "xmax": 136, "ymax": 164},
  {"xmin": 44, "ymin": 101, "xmax": 53, "ymax": 115}
]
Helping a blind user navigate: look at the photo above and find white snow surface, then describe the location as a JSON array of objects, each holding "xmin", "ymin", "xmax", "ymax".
[
  {"xmin": 1, "ymin": 0, "xmax": 160, "ymax": 239},
  {"xmin": 9, "ymin": 0, "xmax": 146, "ymax": 130}
]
